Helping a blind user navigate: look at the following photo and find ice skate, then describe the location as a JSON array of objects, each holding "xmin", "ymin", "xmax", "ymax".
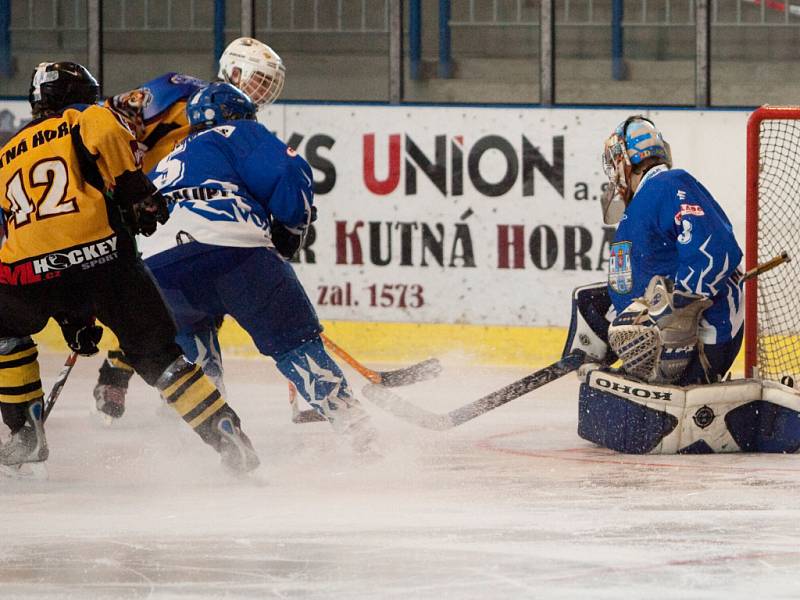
[
  {"xmin": 93, "ymin": 383, "xmax": 127, "ymax": 424},
  {"xmin": 0, "ymin": 400, "xmax": 49, "ymax": 480},
  {"xmin": 211, "ymin": 412, "xmax": 260, "ymax": 475},
  {"xmin": 341, "ymin": 411, "xmax": 382, "ymax": 460}
]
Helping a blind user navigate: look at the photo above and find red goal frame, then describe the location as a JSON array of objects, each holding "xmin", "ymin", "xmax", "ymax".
[{"xmin": 744, "ymin": 105, "xmax": 800, "ymax": 377}]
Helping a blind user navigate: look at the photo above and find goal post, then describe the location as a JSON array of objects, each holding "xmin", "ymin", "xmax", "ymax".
[{"xmin": 745, "ymin": 105, "xmax": 800, "ymax": 381}]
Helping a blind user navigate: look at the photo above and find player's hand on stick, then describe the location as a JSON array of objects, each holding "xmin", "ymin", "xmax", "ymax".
[{"xmin": 56, "ymin": 314, "xmax": 103, "ymax": 357}]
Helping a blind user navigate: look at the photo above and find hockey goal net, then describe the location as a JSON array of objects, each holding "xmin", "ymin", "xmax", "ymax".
[{"xmin": 746, "ymin": 106, "xmax": 800, "ymax": 381}]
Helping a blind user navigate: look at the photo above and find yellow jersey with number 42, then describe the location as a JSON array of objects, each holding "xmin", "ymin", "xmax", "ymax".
[{"xmin": 0, "ymin": 103, "xmax": 143, "ymax": 284}]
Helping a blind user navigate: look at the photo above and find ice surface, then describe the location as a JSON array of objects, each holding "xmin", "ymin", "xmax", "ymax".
[{"xmin": 2, "ymin": 353, "xmax": 800, "ymax": 599}]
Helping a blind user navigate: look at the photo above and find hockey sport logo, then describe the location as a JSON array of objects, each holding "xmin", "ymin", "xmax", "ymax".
[
  {"xmin": 608, "ymin": 240, "xmax": 632, "ymax": 294},
  {"xmin": 32, "ymin": 236, "xmax": 118, "ymax": 275}
]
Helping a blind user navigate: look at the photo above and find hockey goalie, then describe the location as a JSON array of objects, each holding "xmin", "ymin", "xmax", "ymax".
[{"xmin": 564, "ymin": 116, "xmax": 800, "ymax": 454}]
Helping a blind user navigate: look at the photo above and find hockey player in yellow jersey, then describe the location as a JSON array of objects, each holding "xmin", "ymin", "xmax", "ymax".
[
  {"xmin": 0, "ymin": 62, "xmax": 260, "ymax": 476},
  {"xmin": 93, "ymin": 37, "xmax": 286, "ymax": 419}
]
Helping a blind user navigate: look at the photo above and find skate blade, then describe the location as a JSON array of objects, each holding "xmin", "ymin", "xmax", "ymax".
[{"xmin": 0, "ymin": 462, "xmax": 48, "ymax": 480}]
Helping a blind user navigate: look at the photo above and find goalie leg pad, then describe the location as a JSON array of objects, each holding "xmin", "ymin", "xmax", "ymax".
[
  {"xmin": 579, "ymin": 371, "xmax": 800, "ymax": 454},
  {"xmin": 725, "ymin": 402, "xmax": 800, "ymax": 453},
  {"xmin": 578, "ymin": 375, "xmax": 680, "ymax": 454},
  {"xmin": 724, "ymin": 380, "xmax": 800, "ymax": 453}
]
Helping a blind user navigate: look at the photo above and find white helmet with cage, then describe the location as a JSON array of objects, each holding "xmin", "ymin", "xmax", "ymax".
[{"xmin": 218, "ymin": 37, "xmax": 285, "ymax": 107}]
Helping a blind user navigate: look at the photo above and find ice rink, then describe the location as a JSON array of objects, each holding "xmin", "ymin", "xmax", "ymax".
[{"xmin": 2, "ymin": 352, "xmax": 800, "ymax": 599}]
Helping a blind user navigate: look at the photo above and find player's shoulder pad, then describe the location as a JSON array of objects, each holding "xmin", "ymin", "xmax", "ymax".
[{"xmin": 78, "ymin": 103, "xmax": 134, "ymax": 134}]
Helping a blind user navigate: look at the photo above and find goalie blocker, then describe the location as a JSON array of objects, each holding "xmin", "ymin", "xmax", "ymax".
[{"xmin": 578, "ymin": 370, "xmax": 800, "ymax": 454}]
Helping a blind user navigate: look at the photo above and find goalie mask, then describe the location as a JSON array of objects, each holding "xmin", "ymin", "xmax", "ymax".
[
  {"xmin": 218, "ymin": 37, "xmax": 285, "ymax": 108},
  {"xmin": 601, "ymin": 116, "xmax": 672, "ymax": 225}
]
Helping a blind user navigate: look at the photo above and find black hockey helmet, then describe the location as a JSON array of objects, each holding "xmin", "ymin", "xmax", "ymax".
[{"xmin": 29, "ymin": 61, "xmax": 100, "ymax": 118}]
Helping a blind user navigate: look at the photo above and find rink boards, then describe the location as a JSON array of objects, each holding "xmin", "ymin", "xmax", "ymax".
[{"xmin": 0, "ymin": 100, "xmax": 751, "ymax": 367}]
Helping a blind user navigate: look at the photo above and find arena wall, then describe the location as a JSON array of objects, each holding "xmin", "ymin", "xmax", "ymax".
[{"xmin": 0, "ymin": 101, "xmax": 750, "ymax": 367}]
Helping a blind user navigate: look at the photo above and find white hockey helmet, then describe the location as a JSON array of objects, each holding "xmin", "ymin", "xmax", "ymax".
[{"xmin": 218, "ymin": 37, "xmax": 285, "ymax": 107}]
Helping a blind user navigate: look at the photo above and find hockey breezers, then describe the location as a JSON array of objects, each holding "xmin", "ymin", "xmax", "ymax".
[
  {"xmin": 361, "ymin": 351, "xmax": 586, "ymax": 430},
  {"xmin": 291, "ymin": 334, "xmax": 443, "ymax": 424}
]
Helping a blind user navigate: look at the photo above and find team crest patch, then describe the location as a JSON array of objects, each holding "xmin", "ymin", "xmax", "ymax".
[{"xmin": 609, "ymin": 241, "xmax": 633, "ymax": 294}]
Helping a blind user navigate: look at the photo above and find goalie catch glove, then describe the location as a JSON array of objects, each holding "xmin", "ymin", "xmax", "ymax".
[
  {"xmin": 608, "ymin": 275, "xmax": 712, "ymax": 383},
  {"xmin": 271, "ymin": 206, "xmax": 316, "ymax": 259},
  {"xmin": 56, "ymin": 314, "xmax": 103, "ymax": 357}
]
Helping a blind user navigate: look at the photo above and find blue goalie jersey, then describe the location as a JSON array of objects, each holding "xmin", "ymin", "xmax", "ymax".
[
  {"xmin": 138, "ymin": 119, "xmax": 314, "ymax": 266},
  {"xmin": 608, "ymin": 165, "xmax": 743, "ymax": 345}
]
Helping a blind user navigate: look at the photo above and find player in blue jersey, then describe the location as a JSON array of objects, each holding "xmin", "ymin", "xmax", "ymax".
[
  {"xmin": 137, "ymin": 83, "xmax": 376, "ymax": 450},
  {"xmin": 600, "ymin": 116, "xmax": 743, "ymax": 386},
  {"xmin": 94, "ymin": 38, "xmax": 286, "ymax": 419}
]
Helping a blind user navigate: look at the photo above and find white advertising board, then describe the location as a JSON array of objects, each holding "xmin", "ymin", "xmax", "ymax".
[
  {"xmin": 0, "ymin": 101, "xmax": 749, "ymax": 328},
  {"xmin": 259, "ymin": 104, "xmax": 749, "ymax": 327}
]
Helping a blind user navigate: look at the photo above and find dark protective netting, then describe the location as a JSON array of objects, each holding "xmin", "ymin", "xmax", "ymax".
[{"xmin": 756, "ymin": 118, "xmax": 800, "ymax": 382}]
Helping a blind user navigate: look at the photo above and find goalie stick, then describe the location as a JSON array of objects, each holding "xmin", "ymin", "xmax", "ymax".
[
  {"xmin": 361, "ymin": 253, "xmax": 792, "ymax": 431},
  {"xmin": 362, "ymin": 351, "xmax": 587, "ymax": 430}
]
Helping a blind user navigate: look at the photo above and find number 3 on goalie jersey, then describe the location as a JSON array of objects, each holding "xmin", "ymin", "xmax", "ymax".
[{"xmin": 5, "ymin": 158, "xmax": 77, "ymax": 227}]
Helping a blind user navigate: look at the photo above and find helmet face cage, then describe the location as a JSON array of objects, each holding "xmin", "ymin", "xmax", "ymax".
[{"xmin": 218, "ymin": 38, "xmax": 286, "ymax": 107}]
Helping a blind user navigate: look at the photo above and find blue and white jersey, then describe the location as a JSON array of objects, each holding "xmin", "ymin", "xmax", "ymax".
[
  {"xmin": 608, "ymin": 165, "xmax": 743, "ymax": 344},
  {"xmin": 138, "ymin": 119, "xmax": 313, "ymax": 264}
]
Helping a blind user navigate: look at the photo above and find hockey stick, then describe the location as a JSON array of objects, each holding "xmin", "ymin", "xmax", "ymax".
[
  {"xmin": 290, "ymin": 334, "xmax": 444, "ymax": 424},
  {"xmin": 291, "ymin": 332, "xmax": 444, "ymax": 423},
  {"xmin": 362, "ymin": 351, "xmax": 587, "ymax": 431},
  {"xmin": 43, "ymin": 351, "xmax": 78, "ymax": 423},
  {"xmin": 742, "ymin": 251, "xmax": 790, "ymax": 281},
  {"xmin": 321, "ymin": 333, "xmax": 442, "ymax": 387}
]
